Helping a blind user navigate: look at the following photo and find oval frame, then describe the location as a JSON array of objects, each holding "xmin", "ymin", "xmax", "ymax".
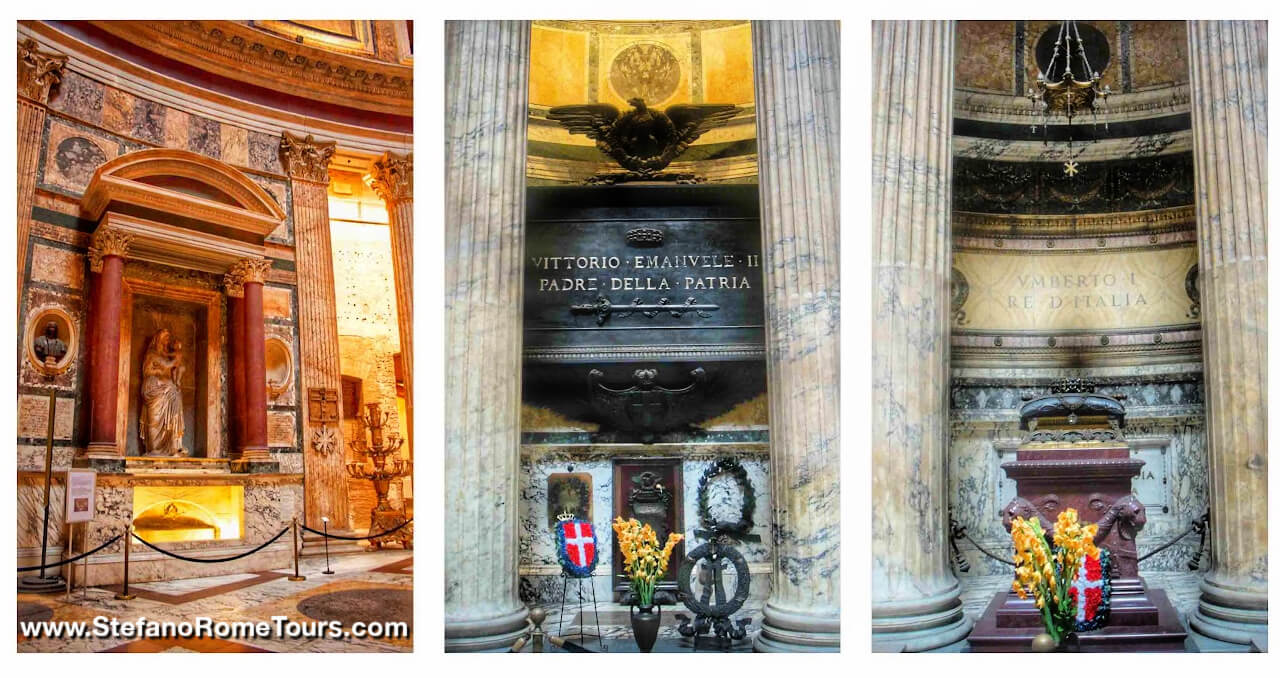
[
  {"xmin": 264, "ymin": 336, "xmax": 294, "ymax": 399},
  {"xmin": 25, "ymin": 304, "xmax": 78, "ymax": 376},
  {"xmin": 696, "ymin": 457, "xmax": 756, "ymax": 538}
]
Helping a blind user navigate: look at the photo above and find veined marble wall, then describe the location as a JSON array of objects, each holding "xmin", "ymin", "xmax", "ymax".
[
  {"xmin": 517, "ymin": 444, "xmax": 772, "ymax": 605},
  {"xmin": 949, "ymin": 363, "xmax": 1209, "ymax": 577}
]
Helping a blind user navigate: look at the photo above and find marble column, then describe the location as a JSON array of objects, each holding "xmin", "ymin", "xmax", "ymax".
[
  {"xmin": 83, "ymin": 228, "xmax": 132, "ymax": 470},
  {"xmin": 443, "ymin": 20, "xmax": 530, "ymax": 652},
  {"xmin": 368, "ymin": 152, "xmax": 413, "ymax": 454},
  {"xmin": 870, "ymin": 21, "xmax": 971, "ymax": 652},
  {"xmin": 1185, "ymin": 20, "xmax": 1268, "ymax": 649},
  {"xmin": 280, "ymin": 132, "xmax": 349, "ymax": 529},
  {"xmin": 226, "ymin": 258, "xmax": 273, "ymax": 465},
  {"xmin": 750, "ymin": 20, "xmax": 842, "ymax": 653},
  {"xmin": 17, "ymin": 39, "xmax": 66, "ymax": 294}
]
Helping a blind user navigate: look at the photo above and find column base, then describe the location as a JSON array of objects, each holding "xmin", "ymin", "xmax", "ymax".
[
  {"xmin": 872, "ymin": 583, "xmax": 973, "ymax": 652},
  {"xmin": 753, "ymin": 602, "xmax": 841, "ymax": 652},
  {"xmin": 445, "ymin": 605, "xmax": 530, "ymax": 652},
  {"xmin": 230, "ymin": 447, "xmax": 277, "ymax": 473},
  {"xmin": 76, "ymin": 446, "xmax": 124, "ymax": 473},
  {"xmin": 1188, "ymin": 577, "xmax": 1268, "ymax": 648}
]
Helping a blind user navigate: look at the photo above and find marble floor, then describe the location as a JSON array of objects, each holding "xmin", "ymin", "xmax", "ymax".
[
  {"xmin": 519, "ymin": 599, "xmax": 764, "ymax": 653},
  {"xmin": 17, "ymin": 550, "xmax": 413, "ymax": 653}
]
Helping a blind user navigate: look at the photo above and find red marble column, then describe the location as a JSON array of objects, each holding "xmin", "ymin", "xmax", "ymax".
[
  {"xmin": 226, "ymin": 288, "xmax": 246, "ymax": 452},
  {"xmin": 228, "ymin": 258, "xmax": 272, "ymax": 462},
  {"xmin": 84, "ymin": 228, "xmax": 131, "ymax": 466}
]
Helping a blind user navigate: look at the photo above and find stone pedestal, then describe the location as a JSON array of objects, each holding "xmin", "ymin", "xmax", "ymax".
[
  {"xmin": 17, "ymin": 38, "xmax": 66, "ymax": 293},
  {"xmin": 369, "ymin": 152, "xmax": 413, "ymax": 455},
  {"xmin": 82, "ymin": 228, "xmax": 132, "ymax": 472},
  {"xmin": 750, "ymin": 20, "xmax": 841, "ymax": 653},
  {"xmin": 443, "ymin": 20, "xmax": 531, "ymax": 652},
  {"xmin": 280, "ymin": 132, "xmax": 350, "ymax": 529},
  {"xmin": 1186, "ymin": 20, "xmax": 1269, "ymax": 649},
  {"xmin": 870, "ymin": 20, "xmax": 971, "ymax": 652}
]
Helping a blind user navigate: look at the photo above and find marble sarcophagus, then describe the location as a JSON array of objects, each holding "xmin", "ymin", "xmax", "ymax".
[{"xmin": 968, "ymin": 379, "xmax": 1188, "ymax": 652}]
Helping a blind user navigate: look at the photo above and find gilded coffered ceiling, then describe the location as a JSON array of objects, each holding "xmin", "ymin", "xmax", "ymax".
[
  {"xmin": 62, "ymin": 20, "xmax": 412, "ymax": 121},
  {"xmin": 527, "ymin": 20, "xmax": 757, "ymax": 185}
]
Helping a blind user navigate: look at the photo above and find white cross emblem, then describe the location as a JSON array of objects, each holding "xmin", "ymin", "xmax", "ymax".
[{"xmin": 564, "ymin": 522, "xmax": 593, "ymax": 564}]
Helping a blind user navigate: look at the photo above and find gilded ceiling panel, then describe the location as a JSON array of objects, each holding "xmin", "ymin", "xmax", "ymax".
[
  {"xmin": 955, "ymin": 21, "xmax": 1015, "ymax": 93},
  {"xmin": 1129, "ymin": 21, "xmax": 1189, "ymax": 90}
]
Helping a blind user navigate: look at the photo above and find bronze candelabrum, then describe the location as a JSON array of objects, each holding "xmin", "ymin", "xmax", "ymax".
[{"xmin": 346, "ymin": 402, "xmax": 413, "ymax": 550}]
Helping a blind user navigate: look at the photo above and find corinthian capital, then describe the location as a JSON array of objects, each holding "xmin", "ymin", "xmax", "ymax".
[
  {"xmin": 18, "ymin": 38, "xmax": 68, "ymax": 105},
  {"xmin": 368, "ymin": 151, "xmax": 414, "ymax": 203},
  {"xmin": 87, "ymin": 228, "xmax": 132, "ymax": 272},
  {"xmin": 225, "ymin": 258, "xmax": 272, "ymax": 297},
  {"xmin": 279, "ymin": 131, "xmax": 337, "ymax": 184}
]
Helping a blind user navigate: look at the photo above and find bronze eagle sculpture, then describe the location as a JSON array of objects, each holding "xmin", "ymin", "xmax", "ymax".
[{"xmin": 548, "ymin": 98, "xmax": 738, "ymax": 184}]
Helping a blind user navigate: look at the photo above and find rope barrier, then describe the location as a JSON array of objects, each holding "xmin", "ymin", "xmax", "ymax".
[
  {"xmin": 299, "ymin": 518, "xmax": 413, "ymax": 541},
  {"xmin": 17, "ymin": 534, "xmax": 122, "ymax": 572},
  {"xmin": 130, "ymin": 526, "xmax": 290, "ymax": 564}
]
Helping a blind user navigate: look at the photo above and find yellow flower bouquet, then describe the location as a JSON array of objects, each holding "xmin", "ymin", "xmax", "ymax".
[
  {"xmin": 1009, "ymin": 508, "xmax": 1100, "ymax": 647},
  {"xmin": 612, "ymin": 516, "xmax": 684, "ymax": 608}
]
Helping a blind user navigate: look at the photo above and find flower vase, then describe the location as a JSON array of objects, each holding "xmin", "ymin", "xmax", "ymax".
[{"xmin": 630, "ymin": 604, "xmax": 661, "ymax": 652}]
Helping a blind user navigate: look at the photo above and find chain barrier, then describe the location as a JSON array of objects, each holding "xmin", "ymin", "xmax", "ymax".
[
  {"xmin": 299, "ymin": 518, "xmax": 413, "ymax": 541},
  {"xmin": 949, "ymin": 511, "xmax": 1210, "ymax": 571},
  {"xmin": 130, "ymin": 525, "xmax": 290, "ymax": 564},
  {"xmin": 17, "ymin": 534, "xmax": 122, "ymax": 572}
]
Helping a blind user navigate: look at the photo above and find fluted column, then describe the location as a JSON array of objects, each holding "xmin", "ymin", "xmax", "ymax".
[
  {"xmin": 444, "ymin": 20, "xmax": 530, "ymax": 652},
  {"xmin": 17, "ymin": 39, "xmax": 66, "ymax": 294},
  {"xmin": 82, "ymin": 228, "xmax": 132, "ymax": 471},
  {"xmin": 751, "ymin": 20, "xmax": 841, "ymax": 653},
  {"xmin": 226, "ymin": 258, "xmax": 273, "ymax": 464},
  {"xmin": 280, "ymin": 132, "xmax": 349, "ymax": 529},
  {"xmin": 1186, "ymin": 20, "xmax": 1268, "ymax": 649},
  {"xmin": 369, "ymin": 152, "xmax": 413, "ymax": 455},
  {"xmin": 870, "ymin": 21, "xmax": 970, "ymax": 652}
]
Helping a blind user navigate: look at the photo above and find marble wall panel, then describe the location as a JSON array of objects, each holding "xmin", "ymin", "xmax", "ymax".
[
  {"xmin": 132, "ymin": 99, "xmax": 167, "ymax": 145},
  {"xmin": 187, "ymin": 116, "xmax": 222, "ymax": 159},
  {"xmin": 956, "ymin": 21, "xmax": 1016, "ymax": 93},
  {"xmin": 248, "ymin": 130, "xmax": 284, "ymax": 175},
  {"xmin": 263, "ymin": 285, "xmax": 294, "ymax": 321},
  {"xmin": 41, "ymin": 120, "xmax": 121, "ymax": 194},
  {"xmin": 29, "ymin": 243, "xmax": 85, "ymax": 290},
  {"xmin": 48, "ymin": 71, "xmax": 104, "ymax": 125},
  {"xmin": 17, "ymin": 444, "xmax": 77, "ymax": 472},
  {"xmin": 17, "ymin": 394, "xmax": 76, "ymax": 441},
  {"xmin": 268, "ymin": 411, "xmax": 298, "ymax": 449},
  {"xmin": 220, "ymin": 124, "xmax": 249, "ymax": 166},
  {"xmin": 163, "ymin": 107, "xmax": 190, "ymax": 149},
  {"xmin": 100, "ymin": 87, "xmax": 136, "ymax": 136},
  {"xmin": 17, "ymin": 480, "xmax": 66, "ymax": 548}
]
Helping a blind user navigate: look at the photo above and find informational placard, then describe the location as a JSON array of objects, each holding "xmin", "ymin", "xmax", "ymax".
[{"xmin": 65, "ymin": 469, "xmax": 96, "ymax": 523}]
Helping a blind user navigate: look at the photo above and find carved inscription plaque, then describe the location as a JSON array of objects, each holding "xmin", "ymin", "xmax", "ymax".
[
  {"xmin": 308, "ymin": 388, "xmax": 340, "ymax": 423},
  {"xmin": 523, "ymin": 185, "xmax": 765, "ymax": 362}
]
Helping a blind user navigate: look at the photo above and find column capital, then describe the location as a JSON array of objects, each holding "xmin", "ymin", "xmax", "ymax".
[
  {"xmin": 279, "ymin": 131, "xmax": 337, "ymax": 184},
  {"xmin": 87, "ymin": 228, "xmax": 133, "ymax": 272},
  {"xmin": 224, "ymin": 258, "xmax": 271, "ymax": 297},
  {"xmin": 368, "ymin": 151, "xmax": 414, "ymax": 203},
  {"xmin": 18, "ymin": 38, "xmax": 67, "ymax": 105}
]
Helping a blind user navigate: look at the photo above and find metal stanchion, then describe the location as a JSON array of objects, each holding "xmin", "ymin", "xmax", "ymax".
[
  {"xmin": 115, "ymin": 528, "xmax": 135, "ymax": 600},
  {"xmin": 288, "ymin": 517, "xmax": 306, "ymax": 581},
  {"xmin": 321, "ymin": 516, "xmax": 333, "ymax": 575}
]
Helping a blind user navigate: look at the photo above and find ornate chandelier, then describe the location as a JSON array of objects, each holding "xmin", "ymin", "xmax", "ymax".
[{"xmin": 1027, "ymin": 21, "xmax": 1111, "ymax": 139}]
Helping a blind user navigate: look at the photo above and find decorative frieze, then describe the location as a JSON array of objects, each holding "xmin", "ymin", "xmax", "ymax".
[{"xmin": 279, "ymin": 132, "xmax": 336, "ymax": 184}]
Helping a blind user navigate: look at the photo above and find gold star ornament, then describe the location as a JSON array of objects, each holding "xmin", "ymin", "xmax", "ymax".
[{"xmin": 1064, "ymin": 160, "xmax": 1080, "ymax": 177}]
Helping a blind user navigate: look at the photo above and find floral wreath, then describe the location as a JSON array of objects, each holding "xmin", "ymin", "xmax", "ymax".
[
  {"xmin": 1070, "ymin": 548, "xmax": 1112, "ymax": 632},
  {"xmin": 696, "ymin": 457, "xmax": 756, "ymax": 537},
  {"xmin": 555, "ymin": 518, "xmax": 599, "ymax": 578}
]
